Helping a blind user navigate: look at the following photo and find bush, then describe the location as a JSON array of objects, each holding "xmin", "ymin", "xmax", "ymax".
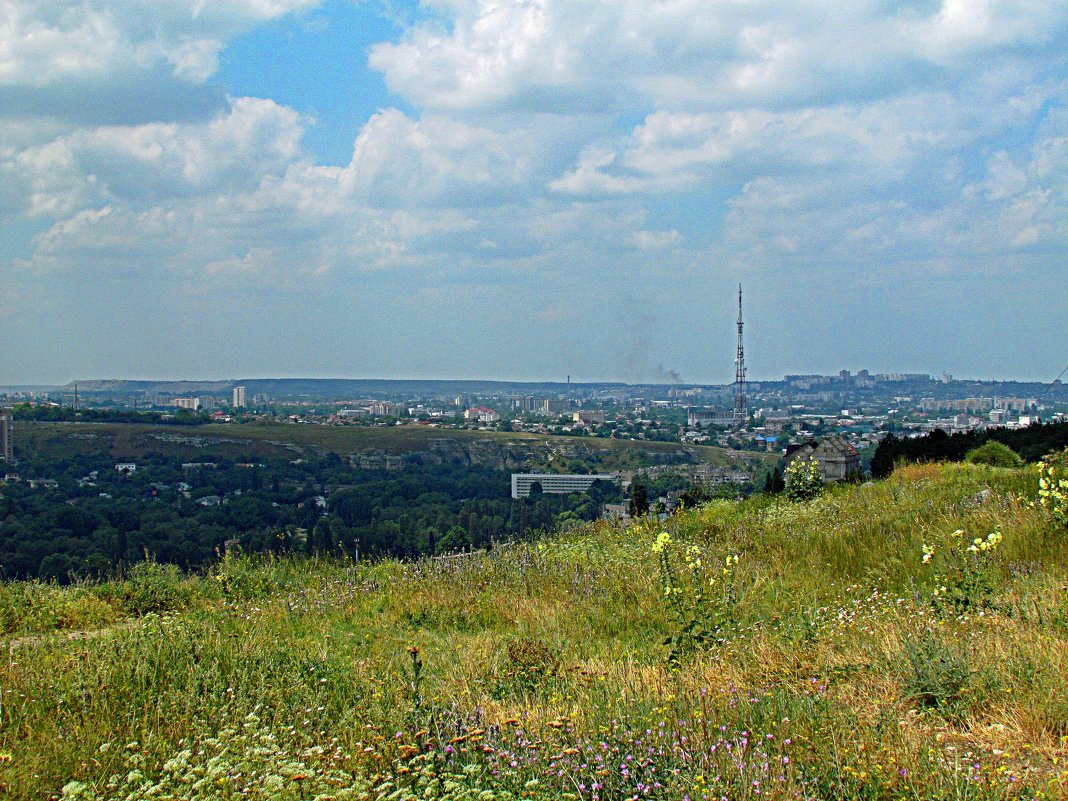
[
  {"xmin": 120, "ymin": 561, "xmax": 190, "ymax": 614},
  {"xmin": 964, "ymin": 441, "xmax": 1022, "ymax": 468}
]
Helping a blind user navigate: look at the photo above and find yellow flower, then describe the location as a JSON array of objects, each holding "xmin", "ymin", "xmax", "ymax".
[{"xmin": 651, "ymin": 531, "xmax": 672, "ymax": 554}]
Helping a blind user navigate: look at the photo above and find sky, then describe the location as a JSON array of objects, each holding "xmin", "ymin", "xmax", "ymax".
[{"xmin": 1, "ymin": 0, "xmax": 1066, "ymax": 386}]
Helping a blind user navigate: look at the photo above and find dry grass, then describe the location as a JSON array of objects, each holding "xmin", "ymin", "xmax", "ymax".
[{"xmin": 3, "ymin": 462, "xmax": 1068, "ymax": 800}]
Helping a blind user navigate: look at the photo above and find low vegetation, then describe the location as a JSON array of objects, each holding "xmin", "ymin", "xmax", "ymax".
[{"xmin": 3, "ymin": 458, "xmax": 1068, "ymax": 800}]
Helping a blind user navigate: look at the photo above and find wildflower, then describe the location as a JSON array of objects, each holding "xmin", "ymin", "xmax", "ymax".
[
  {"xmin": 652, "ymin": 532, "xmax": 672, "ymax": 554},
  {"xmin": 922, "ymin": 544, "xmax": 935, "ymax": 564}
]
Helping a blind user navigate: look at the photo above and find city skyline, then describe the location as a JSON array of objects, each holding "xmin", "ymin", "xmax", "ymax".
[{"xmin": 2, "ymin": 1, "xmax": 1066, "ymax": 385}]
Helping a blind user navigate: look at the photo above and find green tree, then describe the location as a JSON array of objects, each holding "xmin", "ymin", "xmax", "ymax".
[{"xmin": 629, "ymin": 483, "xmax": 650, "ymax": 517}]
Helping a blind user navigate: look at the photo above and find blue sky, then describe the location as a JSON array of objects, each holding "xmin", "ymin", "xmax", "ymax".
[{"xmin": 1, "ymin": 0, "xmax": 1066, "ymax": 385}]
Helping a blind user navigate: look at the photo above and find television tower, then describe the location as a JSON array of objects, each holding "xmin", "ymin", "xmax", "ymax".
[{"xmin": 733, "ymin": 284, "xmax": 747, "ymax": 426}]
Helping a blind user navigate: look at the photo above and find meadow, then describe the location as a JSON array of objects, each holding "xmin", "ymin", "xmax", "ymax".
[{"xmin": 3, "ymin": 461, "xmax": 1068, "ymax": 800}]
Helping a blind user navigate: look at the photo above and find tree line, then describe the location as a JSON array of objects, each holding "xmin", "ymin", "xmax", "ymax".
[
  {"xmin": 0, "ymin": 450, "xmax": 621, "ymax": 582},
  {"xmin": 871, "ymin": 421, "xmax": 1068, "ymax": 478}
]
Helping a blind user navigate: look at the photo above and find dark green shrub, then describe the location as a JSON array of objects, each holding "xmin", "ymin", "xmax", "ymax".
[{"xmin": 965, "ymin": 441, "xmax": 1022, "ymax": 468}]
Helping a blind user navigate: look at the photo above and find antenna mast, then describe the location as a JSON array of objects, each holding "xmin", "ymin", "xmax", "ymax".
[{"xmin": 733, "ymin": 284, "xmax": 747, "ymax": 426}]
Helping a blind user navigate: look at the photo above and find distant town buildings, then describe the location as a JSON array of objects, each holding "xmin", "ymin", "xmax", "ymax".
[
  {"xmin": 573, "ymin": 410, "xmax": 606, "ymax": 425},
  {"xmin": 232, "ymin": 386, "xmax": 247, "ymax": 408},
  {"xmin": 511, "ymin": 473, "xmax": 618, "ymax": 499},
  {"xmin": 465, "ymin": 406, "xmax": 500, "ymax": 423},
  {"xmin": 369, "ymin": 401, "xmax": 406, "ymax": 417}
]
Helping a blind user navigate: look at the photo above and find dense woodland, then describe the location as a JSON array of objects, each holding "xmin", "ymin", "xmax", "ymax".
[
  {"xmin": 12, "ymin": 405, "xmax": 211, "ymax": 425},
  {"xmin": 871, "ymin": 420, "xmax": 1068, "ymax": 477},
  {"xmin": 0, "ymin": 449, "xmax": 621, "ymax": 582}
]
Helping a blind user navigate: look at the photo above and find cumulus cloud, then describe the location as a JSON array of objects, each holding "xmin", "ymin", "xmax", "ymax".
[
  {"xmin": 369, "ymin": 0, "xmax": 1068, "ymax": 113},
  {"xmin": 0, "ymin": 0, "xmax": 317, "ymax": 126},
  {"xmin": 0, "ymin": 0, "xmax": 318, "ymax": 87},
  {"xmin": 3, "ymin": 97, "xmax": 304, "ymax": 218}
]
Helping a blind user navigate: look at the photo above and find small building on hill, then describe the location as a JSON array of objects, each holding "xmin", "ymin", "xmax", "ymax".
[{"xmin": 784, "ymin": 434, "xmax": 861, "ymax": 482}]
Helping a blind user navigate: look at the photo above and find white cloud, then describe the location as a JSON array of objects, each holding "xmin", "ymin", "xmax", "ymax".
[
  {"xmin": 0, "ymin": 1, "xmax": 318, "ymax": 87},
  {"xmin": 369, "ymin": 0, "xmax": 1068, "ymax": 113},
  {"xmin": 337, "ymin": 109, "xmax": 533, "ymax": 206},
  {"xmin": 4, "ymin": 97, "xmax": 303, "ymax": 217}
]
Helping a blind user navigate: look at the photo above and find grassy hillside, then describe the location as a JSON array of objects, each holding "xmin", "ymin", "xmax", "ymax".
[
  {"xmin": 15, "ymin": 420, "xmax": 760, "ymax": 470},
  {"xmin": 4, "ymin": 463, "xmax": 1068, "ymax": 800}
]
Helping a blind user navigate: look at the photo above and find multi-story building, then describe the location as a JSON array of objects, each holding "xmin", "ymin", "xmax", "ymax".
[
  {"xmin": 369, "ymin": 401, "xmax": 405, "ymax": 417},
  {"xmin": 173, "ymin": 397, "xmax": 200, "ymax": 410},
  {"xmin": 0, "ymin": 412, "xmax": 12, "ymax": 463},
  {"xmin": 465, "ymin": 406, "xmax": 500, "ymax": 423},
  {"xmin": 511, "ymin": 473, "xmax": 618, "ymax": 499},
  {"xmin": 687, "ymin": 464, "xmax": 750, "ymax": 487},
  {"xmin": 232, "ymin": 386, "xmax": 246, "ymax": 408}
]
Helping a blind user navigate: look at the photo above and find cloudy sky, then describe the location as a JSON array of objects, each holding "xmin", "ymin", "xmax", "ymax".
[{"xmin": 2, "ymin": 0, "xmax": 1066, "ymax": 385}]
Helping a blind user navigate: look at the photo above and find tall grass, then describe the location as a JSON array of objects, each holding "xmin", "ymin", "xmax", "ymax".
[{"xmin": 3, "ymin": 462, "xmax": 1067, "ymax": 800}]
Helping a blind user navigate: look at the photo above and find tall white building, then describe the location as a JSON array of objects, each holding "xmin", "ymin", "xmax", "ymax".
[
  {"xmin": 0, "ymin": 412, "xmax": 12, "ymax": 463},
  {"xmin": 232, "ymin": 386, "xmax": 246, "ymax": 408}
]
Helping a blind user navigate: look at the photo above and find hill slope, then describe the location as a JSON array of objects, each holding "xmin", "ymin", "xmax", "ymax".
[
  {"xmin": 15, "ymin": 419, "xmax": 766, "ymax": 470},
  {"xmin": 3, "ymin": 463, "xmax": 1068, "ymax": 800}
]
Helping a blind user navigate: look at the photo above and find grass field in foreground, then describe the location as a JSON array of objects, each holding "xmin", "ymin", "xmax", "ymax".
[{"xmin": 3, "ymin": 462, "xmax": 1068, "ymax": 800}]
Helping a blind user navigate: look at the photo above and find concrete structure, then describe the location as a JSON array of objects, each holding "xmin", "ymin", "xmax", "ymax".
[
  {"xmin": 688, "ymin": 409, "xmax": 734, "ymax": 427},
  {"xmin": 173, "ymin": 397, "xmax": 200, "ymax": 410},
  {"xmin": 511, "ymin": 472, "xmax": 618, "ymax": 499},
  {"xmin": 232, "ymin": 386, "xmax": 247, "ymax": 408},
  {"xmin": 0, "ymin": 412, "xmax": 12, "ymax": 463},
  {"xmin": 784, "ymin": 435, "xmax": 861, "ymax": 482}
]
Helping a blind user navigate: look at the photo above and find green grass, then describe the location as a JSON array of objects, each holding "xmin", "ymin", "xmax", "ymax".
[{"xmin": 3, "ymin": 462, "xmax": 1068, "ymax": 800}]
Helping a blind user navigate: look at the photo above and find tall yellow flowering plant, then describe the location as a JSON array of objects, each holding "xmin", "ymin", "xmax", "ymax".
[
  {"xmin": 1037, "ymin": 448, "xmax": 1068, "ymax": 529},
  {"xmin": 652, "ymin": 531, "xmax": 743, "ymax": 666},
  {"xmin": 920, "ymin": 528, "xmax": 1003, "ymax": 615}
]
